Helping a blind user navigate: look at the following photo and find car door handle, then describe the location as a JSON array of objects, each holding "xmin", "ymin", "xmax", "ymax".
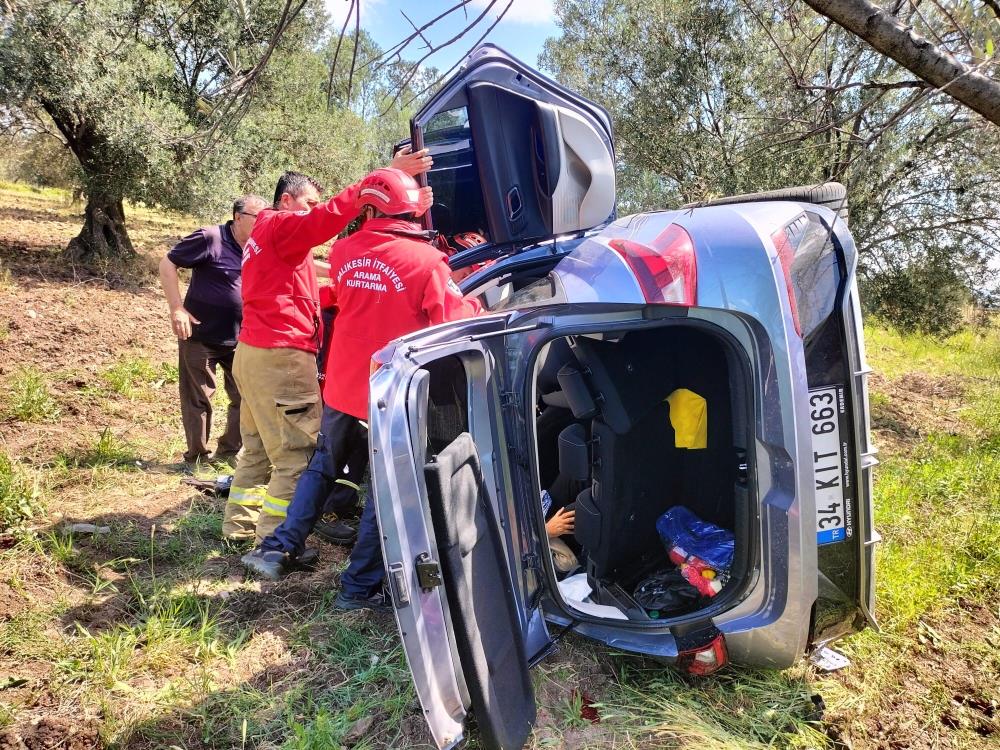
[
  {"xmin": 388, "ymin": 562, "xmax": 410, "ymax": 607},
  {"xmin": 506, "ymin": 186, "xmax": 523, "ymax": 220}
]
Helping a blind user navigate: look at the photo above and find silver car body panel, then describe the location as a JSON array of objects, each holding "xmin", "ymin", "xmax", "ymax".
[
  {"xmin": 369, "ymin": 198, "xmax": 873, "ymax": 748},
  {"xmin": 369, "ymin": 314, "xmax": 524, "ymax": 750}
]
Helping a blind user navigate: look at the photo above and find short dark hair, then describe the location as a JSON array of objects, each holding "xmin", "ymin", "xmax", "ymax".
[
  {"xmin": 273, "ymin": 171, "xmax": 324, "ymax": 208},
  {"xmin": 232, "ymin": 194, "xmax": 266, "ymax": 216},
  {"xmin": 362, "ymin": 205, "xmax": 418, "ymax": 223}
]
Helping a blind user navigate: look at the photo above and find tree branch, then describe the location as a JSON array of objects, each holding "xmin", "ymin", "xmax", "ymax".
[{"xmin": 801, "ymin": 0, "xmax": 1000, "ymax": 125}]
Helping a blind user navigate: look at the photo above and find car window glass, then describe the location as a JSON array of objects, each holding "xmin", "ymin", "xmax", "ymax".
[
  {"xmin": 485, "ymin": 272, "xmax": 565, "ymax": 313},
  {"xmin": 422, "ymin": 106, "xmax": 489, "ymax": 243},
  {"xmin": 422, "ymin": 354, "xmax": 469, "ymax": 455},
  {"xmin": 787, "ymin": 212, "xmax": 842, "ymax": 339}
]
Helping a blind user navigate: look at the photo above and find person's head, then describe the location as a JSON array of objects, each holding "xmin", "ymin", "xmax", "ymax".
[
  {"xmin": 273, "ymin": 171, "xmax": 324, "ymax": 212},
  {"xmin": 356, "ymin": 168, "xmax": 424, "ymax": 224},
  {"xmin": 231, "ymin": 194, "xmax": 267, "ymax": 247}
]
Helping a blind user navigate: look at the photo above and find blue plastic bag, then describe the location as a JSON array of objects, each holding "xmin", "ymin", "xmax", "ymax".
[{"xmin": 657, "ymin": 506, "xmax": 735, "ymax": 571}]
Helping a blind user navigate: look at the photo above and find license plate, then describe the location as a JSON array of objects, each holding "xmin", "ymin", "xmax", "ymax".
[{"xmin": 809, "ymin": 386, "xmax": 848, "ymax": 545}]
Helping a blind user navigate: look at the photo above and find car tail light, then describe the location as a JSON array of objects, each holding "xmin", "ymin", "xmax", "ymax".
[
  {"xmin": 770, "ymin": 227, "xmax": 802, "ymax": 336},
  {"xmin": 676, "ymin": 633, "xmax": 729, "ymax": 676},
  {"xmin": 370, "ymin": 342, "xmax": 397, "ymax": 376},
  {"xmin": 608, "ymin": 224, "xmax": 697, "ymax": 306}
]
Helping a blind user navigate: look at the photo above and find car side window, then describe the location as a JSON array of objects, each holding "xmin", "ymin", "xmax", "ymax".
[
  {"xmin": 422, "ymin": 354, "xmax": 469, "ymax": 455},
  {"xmin": 483, "ymin": 271, "xmax": 566, "ymax": 313},
  {"xmin": 423, "ymin": 106, "xmax": 489, "ymax": 242},
  {"xmin": 784, "ymin": 211, "xmax": 843, "ymax": 340}
]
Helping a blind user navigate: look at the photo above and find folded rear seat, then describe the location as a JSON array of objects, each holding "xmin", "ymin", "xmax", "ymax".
[{"xmin": 567, "ymin": 334, "xmax": 683, "ymax": 584}]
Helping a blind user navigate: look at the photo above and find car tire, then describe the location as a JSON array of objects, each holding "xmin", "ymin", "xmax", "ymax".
[{"xmin": 682, "ymin": 182, "xmax": 849, "ymax": 224}]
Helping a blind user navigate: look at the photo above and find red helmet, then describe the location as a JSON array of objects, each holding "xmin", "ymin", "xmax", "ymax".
[
  {"xmin": 357, "ymin": 168, "xmax": 423, "ymax": 215},
  {"xmin": 453, "ymin": 231, "xmax": 487, "ymax": 250}
]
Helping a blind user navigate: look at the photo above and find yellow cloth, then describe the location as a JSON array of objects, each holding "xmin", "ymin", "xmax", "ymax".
[{"xmin": 666, "ymin": 388, "xmax": 707, "ymax": 449}]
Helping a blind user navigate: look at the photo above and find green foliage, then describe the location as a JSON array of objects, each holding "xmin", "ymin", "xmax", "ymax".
[
  {"xmin": 63, "ymin": 429, "xmax": 139, "ymax": 469},
  {"xmin": 862, "ymin": 250, "xmax": 972, "ymax": 335},
  {"xmin": 101, "ymin": 356, "xmax": 174, "ymax": 398},
  {"xmin": 5, "ymin": 367, "xmax": 60, "ymax": 422},
  {"xmin": 0, "ymin": 1, "xmax": 417, "ymax": 256},
  {"xmin": 0, "ymin": 132, "xmax": 81, "ymax": 191},
  {"xmin": 543, "ymin": 0, "xmax": 1000, "ymax": 328},
  {"xmin": 0, "ymin": 452, "xmax": 44, "ymax": 532},
  {"xmin": 609, "ymin": 667, "xmax": 829, "ymax": 749},
  {"xmin": 875, "ymin": 433, "xmax": 1000, "ymax": 627}
]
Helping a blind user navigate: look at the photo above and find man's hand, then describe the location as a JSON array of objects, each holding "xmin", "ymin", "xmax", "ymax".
[
  {"xmin": 415, "ymin": 186, "xmax": 433, "ymax": 217},
  {"xmin": 170, "ymin": 307, "xmax": 200, "ymax": 340},
  {"xmin": 391, "ymin": 145, "xmax": 433, "ymax": 177},
  {"xmin": 545, "ymin": 507, "xmax": 575, "ymax": 538}
]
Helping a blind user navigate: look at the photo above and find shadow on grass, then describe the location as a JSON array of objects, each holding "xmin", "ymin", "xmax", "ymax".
[{"xmin": 9, "ymin": 488, "xmax": 439, "ymax": 748}]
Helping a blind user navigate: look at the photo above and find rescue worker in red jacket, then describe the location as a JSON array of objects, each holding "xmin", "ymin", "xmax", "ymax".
[
  {"xmin": 242, "ymin": 168, "xmax": 482, "ymax": 602},
  {"xmin": 223, "ymin": 151, "xmax": 432, "ymax": 543}
]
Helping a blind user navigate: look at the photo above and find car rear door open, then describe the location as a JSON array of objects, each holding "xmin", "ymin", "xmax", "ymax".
[
  {"xmin": 412, "ymin": 43, "xmax": 616, "ymax": 253},
  {"xmin": 368, "ymin": 315, "xmax": 551, "ymax": 750}
]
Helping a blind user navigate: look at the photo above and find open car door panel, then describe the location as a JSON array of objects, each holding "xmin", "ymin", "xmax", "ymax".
[
  {"xmin": 425, "ymin": 433, "xmax": 536, "ymax": 750},
  {"xmin": 369, "ymin": 316, "xmax": 546, "ymax": 750},
  {"xmin": 413, "ymin": 44, "xmax": 616, "ymax": 250}
]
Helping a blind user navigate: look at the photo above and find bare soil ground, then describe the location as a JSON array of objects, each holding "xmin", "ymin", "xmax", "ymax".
[{"xmin": 1, "ymin": 184, "xmax": 997, "ymax": 749}]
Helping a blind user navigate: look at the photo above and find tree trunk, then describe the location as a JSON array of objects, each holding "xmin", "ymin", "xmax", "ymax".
[
  {"xmin": 64, "ymin": 193, "xmax": 136, "ymax": 265},
  {"xmin": 801, "ymin": 0, "xmax": 1000, "ymax": 126}
]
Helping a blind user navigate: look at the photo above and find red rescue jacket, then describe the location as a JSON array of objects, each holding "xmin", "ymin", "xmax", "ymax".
[
  {"xmin": 323, "ymin": 217, "xmax": 482, "ymax": 419},
  {"xmin": 239, "ymin": 184, "xmax": 361, "ymax": 353}
]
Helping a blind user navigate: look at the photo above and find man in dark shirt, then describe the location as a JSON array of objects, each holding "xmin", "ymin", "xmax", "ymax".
[{"xmin": 159, "ymin": 195, "xmax": 268, "ymax": 467}]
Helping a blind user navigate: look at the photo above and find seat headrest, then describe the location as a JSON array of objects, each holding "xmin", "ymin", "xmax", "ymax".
[
  {"xmin": 569, "ymin": 331, "xmax": 678, "ymax": 434},
  {"xmin": 555, "ymin": 363, "xmax": 597, "ymax": 419}
]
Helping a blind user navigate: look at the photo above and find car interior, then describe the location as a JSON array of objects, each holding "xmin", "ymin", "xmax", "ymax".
[{"xmin": 531, "ymin": 326, "xmax": 753, "ymax": 622}]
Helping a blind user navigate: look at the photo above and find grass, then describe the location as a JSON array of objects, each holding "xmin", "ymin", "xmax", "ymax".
[
  {"xmin": 102, "ymin": 356, "xmax": 177, "ymax": 399},
  {"xmin": 874, "ymin": 433, "xmax": 1000, "ymax": 627},
  {"xmin": 0, "ymin": 452, "xmax": 44, "ymax": 532},
  {"xmin": 4, "ymin": 366, "xmax": 60, "ymax": 422},
  {"xmin": 58, "ymin": 428, "xmax": 141, "ymax": 470}
]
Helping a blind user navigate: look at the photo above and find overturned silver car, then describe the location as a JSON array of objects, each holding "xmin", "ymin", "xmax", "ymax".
[{"xmin": 368, "ymin": 44, "xmax": 879, "ymax": 750}]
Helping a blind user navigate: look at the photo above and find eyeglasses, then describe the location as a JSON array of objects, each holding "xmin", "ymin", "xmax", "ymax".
[{"xmin": 239, "ymin": 211, "xmax": 259, "ymax": 218}]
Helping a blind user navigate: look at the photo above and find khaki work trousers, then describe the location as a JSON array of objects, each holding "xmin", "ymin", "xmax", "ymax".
[{"xmin": 223, "ymin": 343, "xmax": 322, "ymax": 541}]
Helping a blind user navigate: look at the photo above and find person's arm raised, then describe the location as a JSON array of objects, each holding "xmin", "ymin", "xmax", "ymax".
[{"xmin": 269, "ymin": 184, "xmax": 363, "ymax": 265}]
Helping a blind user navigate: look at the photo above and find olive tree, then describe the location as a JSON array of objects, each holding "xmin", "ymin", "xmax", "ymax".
[
  {"xmin": 542, "ymin": 0, "xmax": 1000, "ymax": 330},
  {"xmin": 0, "ymin": 0, "xmax": 311, "ymax": 263}
]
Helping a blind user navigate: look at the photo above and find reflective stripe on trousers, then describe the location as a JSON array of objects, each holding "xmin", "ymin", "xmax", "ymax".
[
  {"xmin": 261, "ymin": 494, "xmax": 290, "ymax": 517},
  {"xmin": 229, "ymin": 486, "xmax": 265, "ymax": 507}
]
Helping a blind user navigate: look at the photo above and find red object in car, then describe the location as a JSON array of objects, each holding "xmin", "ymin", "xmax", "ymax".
[
  {"xmin": 608, "ymin": 224, "xmax": 697, "ymax": 306},
  {"xmin": 453, "ymin": 231, "xmax": 488, "ymax": 250}
]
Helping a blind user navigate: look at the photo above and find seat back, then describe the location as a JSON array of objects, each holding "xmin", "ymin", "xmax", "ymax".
[{"xmin": 576, "ymin": 403, "xmax": 681, "ymax": 580}]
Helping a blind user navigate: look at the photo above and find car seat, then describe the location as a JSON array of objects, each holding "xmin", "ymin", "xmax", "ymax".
[{"xmin": 566, "ymin": 333, "xmax": 684, "ymax": 583}]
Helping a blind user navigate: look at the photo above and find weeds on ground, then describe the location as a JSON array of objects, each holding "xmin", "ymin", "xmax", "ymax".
[
  {"xmin": 102, "ymin": 356, "xmax": 176, "ymax": 399},
  {"xmin": 0, "ymin": 261, "xmax": 14, "ymax": 294},
  {"xmin": 874, "ymin": 433, "xmax": 1000, "ymax": 628},
  {"xmin": 605, "ymin": 664, "xmax": 828, "ymax": 750},
  {"xmin": 4, "ymin": 367, "xmax": 60, "ymax": 422},
  {"xmin": 865, "ymin": 321, "xmax": 1000, "ymax": 379},
  {"xmin": 0, "ymin": 452, "xmax": 44, "ymax": 532},
  {"xmin": 59, "ymin": 428, "xmax": 140, "ymax": 469}
]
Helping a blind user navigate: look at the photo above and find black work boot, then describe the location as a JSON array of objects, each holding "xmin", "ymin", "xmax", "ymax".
[
  {"xmin": 314, "ymin": 513, "xmax": 357, "ymax": 546},
  {"xmin": 334, "ymin": 587, "xmax": 392, "ymax": 612},
  {"xmin": 241, "ymin": 546, "xmax": 320, "ymax": 580}
]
